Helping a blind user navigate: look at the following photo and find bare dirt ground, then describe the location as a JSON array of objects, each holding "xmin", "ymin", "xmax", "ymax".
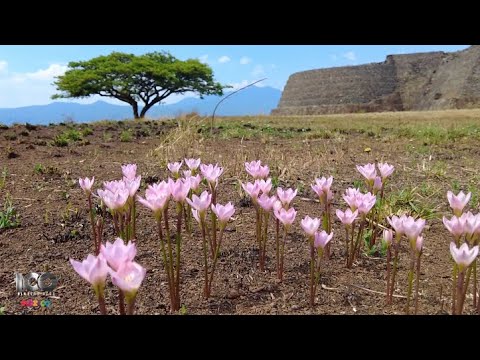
[{"xmin": 1, "ymin": 110, "xmax": 480, "ymax": 315}]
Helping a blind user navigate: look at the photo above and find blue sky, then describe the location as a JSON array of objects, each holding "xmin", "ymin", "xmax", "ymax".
[{"xmin": 0, "ymin": 45, "xmax": 470, "ymax": 108}]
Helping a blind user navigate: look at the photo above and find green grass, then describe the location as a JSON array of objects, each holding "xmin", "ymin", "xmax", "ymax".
[
  {"xmin": 0, "ymin": 195, "xmax": 19, "ymax": 231},
  {"xmin": 120, "ymin": 130, "xmax": 133, "ymax": 142},
  {"xmin": 388, "ymin": 185, "xmax": 440, "ymax": 220},
  {"xmin": 34, "ymin": 163, "xmax": 45, "ymax": 174},
  {"xmin": 82, "ymin": 127, "xmax": 94, "ymax": 136}
]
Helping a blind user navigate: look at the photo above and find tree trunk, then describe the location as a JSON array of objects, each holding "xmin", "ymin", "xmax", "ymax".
[
  {"xmin": 131, "ymin": 102, "xmax": 140, "ymax": 119},
  {"xmin": 140, "ymin": 103, "xmax": 154, "ymax": 118}
]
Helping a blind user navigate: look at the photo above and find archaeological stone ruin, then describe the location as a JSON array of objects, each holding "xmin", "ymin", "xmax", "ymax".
[{"xmin": 272, "ymin": 45, "xmax": 480, "ymax": 115}]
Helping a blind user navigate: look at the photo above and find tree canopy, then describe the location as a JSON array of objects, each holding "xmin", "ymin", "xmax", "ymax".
[{"xmin": 52, "ymin": 51, "xmax": 226, "ymax": 119}]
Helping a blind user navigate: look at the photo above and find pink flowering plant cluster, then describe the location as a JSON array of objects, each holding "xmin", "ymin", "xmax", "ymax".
[
  {"xmin": 242, "ymin": 160, "xmax": 297, "ymax": 280},
  {"xmin": 301, "ymin": 215, "xmax": 333, "ymax": 307},
  {"xmin": 311, "ymin": 176, "xmax": 334, "ymax": 258},
  {"xmin": 70, "ymin": 238, "xmax": 146, "ymax": 315},
  {"xmin": 385, "ymin": 215, "xmax": 426, "ymax": 313},
  {"xmin": 338, "ymin": 187, "xmax": 376, "ymax": 267},
  {"xmin": 78, "ymin": 164, "xmax": 141, "ymax": 253},
  {"xmin": 73, "ymin": 156, "xmax": 480, "ymax": 315},
  {"xmin": 356, "ymin": 162, "xmax": 394, "ymax": 251},
  {"xmin": 443, "ymin": 190, "xmax": 480, "ymax": 314}
]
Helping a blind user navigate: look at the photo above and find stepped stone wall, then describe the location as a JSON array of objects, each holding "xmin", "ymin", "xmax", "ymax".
[{"xmin": 272, "ymin": 46, "xmax": 480, "ymax": 115}]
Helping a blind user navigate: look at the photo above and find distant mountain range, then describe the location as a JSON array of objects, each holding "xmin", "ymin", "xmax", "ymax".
[{"xmin": 0, "ymin": 86, "xmax": 282, "ymax": 125}]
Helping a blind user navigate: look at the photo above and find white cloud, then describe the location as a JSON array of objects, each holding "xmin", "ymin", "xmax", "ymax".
[
  {"xmin": 329, "ymin": 54, "xmax": 338, "ymax": 61},
  {"xmin": 251, "ymin": 65, "xmax": 265, "ymax": 77},
  {"xmin": 0, "ymin": 63, "xmax": 68, "ymax": 107},
  {"xmin": 343, "ymin": 51, "xmax": 357, "ymax": 62},
  {"xmin": 0, "ymin": 60, "xmax": 7, "ymax": 73},
  {"xmin": 228, "ymin": 80, "xmax": 250, "ymax": 91},
  {"xmin": 218, "ymin": 55, "xmax": 231, "ymax": 64},
  {"xmin": 239, "ymin": 56, "xmax": 252, "ymax": 65},
  {"xmin": 198, "ymin": 54, "xmax": 209, "ymax": 64},
  {"xmin": 24, "ymin": 64, "xmax": 68, "ymax": 81}
]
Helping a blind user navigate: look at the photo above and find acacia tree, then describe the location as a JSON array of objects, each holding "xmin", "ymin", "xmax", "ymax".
[{"xmin": 52, "ymin": 51, "xmax": 225, "ymax": 119}]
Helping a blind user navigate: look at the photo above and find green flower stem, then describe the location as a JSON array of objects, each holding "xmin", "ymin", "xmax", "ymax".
[
  {"xmin": 87, "ymin": 194, "xmax": 98, "ymax": 255},
  {"xmin": 309, "ymin": 240, "xmax": 315, "ymax": 307},
  {"xmin": 158, "ymin": 218, "xmax": 174, "ymax": 309},
  {"xmin": 126, "ymin": 296, "xmax": 136, "ymax": 315},
  {"xmin": 389, "ymin": 232, "xmax": 402, "ymax": 303},
  {"xmin": 344, "ymin": 227, "xmax": 349, "ymax": 266},
  {"xmin": 260, "ymin": 212, "xmax": 270, "ymax": 271},
  {"xmin": 405, "ymin": 251, "xmax": 416, "ymax": 314},
  {"xmin": 457, "ymin": 269, "xmax": 466, "ymax": 315},
  {"xmin": 164, "ymin": 206, "xmax": 177, "ymax": 312},
  {"xmin": 279, "ymin": 226, "xmax": 287, "ymax": 282},
  {"xmin": 207, "ymin": 226, "xmax": 225, "ymax": 297},
  {"xmin": 276, "ymin": 218, "xmax": 280, "ymax": 279},
  {"xmin": 461, "ymin": 264, "xmax": 474, "ymax": 314},
  {"xmin": 386, "ymin": 246, "xmax": 391, "ymax": 305},
  {"xmin": 175, "ymin": 204, "xmax": 183, "ymax": 310},
  {"xmin": 414, "ymin": 253, "xmax": 421, "ymax": 314},
  {"xmin": 132, "ymin": 197, "xmax": 136, "ymax": 240},
  {"xmin": 119, "ymin": 291, "xmax": 126, "ymax": 315},
  {"xmin": 201, "ymin": 219, "xmax": 209, "ymax": 298},
  {"xmin": 452, "ymin": 264, "xmax": 458, "ymax": 315}
]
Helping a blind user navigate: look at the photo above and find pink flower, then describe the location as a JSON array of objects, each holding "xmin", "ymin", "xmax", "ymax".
[
  {"xmin": 110, "ymin": 261, "xmax": 147, "ymax": 298},
  {"xmin": 257, "ymin": 194, "xmax": 278, "ymax": 211},
  {"xmin": 183, "ymin": 170, "xmax": 192, "ymax": 178},
  {"xmin": 378, "ymin": 162, "xmax": 394, "ymax": 180},
  {"xmin": 245, "ymin": 160, "xmax": 269, "ymax": 179},
  {"xmin": 314, "ymin": 231, "xmax": 333, "ymax": 249},
  {"xmin": 70, "ymin": 254, "xmax": 109, "ymax": 292},
  {"xmin": 245, "ymin": 160, "xmax": 261, "ymax": 177},
  {"xmin": 148, "ymin": 181, "xmax": 170, "ymax": 196},
  {"xmin": 79, "ymin": 177, "xmax": 94, "ymax": 194},
  {"xmin": 169, "ymin": 178, "xmax": 191, "ymax": 203},
  {"xmin": 97, "ymin": 187, "xmax": 129, "ymax": 211},
  {"xmin": 121, "ymin": 164, "xmax": 137, "ymax": 180},
  {"xmin": 242, "ymin": 181, "xmax": 261, "ymax": 202},
  {"xmin": 357, "ymin": 192, "xmax": 376, "ymax": 215},
  {"xmin": 277, "ymin": 187, "xmax": 297, "ymax": 207},
  {"xmin": 336, "ymin": 208, "xmax": 358, "ymax": 226},
  {"xmin": 102, "ymin": 180, "xmax": 125, "ymax": 193},
  {"xmin": 273, "ymin": 200, "xmax": 283, "ymax": 212},
  {"xmin": 450, "ymin": 242, "xmax": 479, "ymax": 271},
  {"xmin": 447, "ymin": 191, "xmax": 471, "ymax": 216},
  {"xmin": 443, "ymin": 215, "xmax": 465, "ymax": 240},
  {"xmin": 192, "ymin": 209, "xmax": 201, "ymax": 224},
  {"xmin": 211, "ymin": 202, "xmax": 235, "ymax": 225},
  {"xmin": 256, "ymin": 178, "xmax": 272, "ymax": 194},
  {"xmin": 274, "ymin": 207, "xmax": 297, "ymax": 228},
  {"xmin": 100, "ymin": 238, "xmax": 137, "ymax": 271},
  {"xmin": 373, "ymin": 176, "xmax": 382, "ymax": 193},
  {"xmin": 387, "ymin": 215, "xmax": 407, "ymax": 237},
  {"xmin": 415, "ymin": 236, "xmax": 424, "ymax": 253},
  {"xmin": 383, "ymin": 229, "xmax": 393, "ymax": 247},
  {"xmin": 342, "ymin": 188, "xmax": 361, "ymax": 210},
  {"xmin": 123, "ymin": 175, "xmax": 141, "ymax": 198},
  {"xmin": 402, "ymin": 216, "xmax": 426, "ymax": 241},
  {"xmin": 200, "ymin": 163, "xmax": 224, "ymax": 186},
  {"xmin": 463, "ymin": 212, "xmax": 480, "ymax": 240},
  {"xmin": 167, "ymin": 161, "xmax": 183, "ymax": 175},
  {"xmin": 311, "ymin": 176, "xmax": 333, "ymax": 204},
  {"xmin": 185, "ymin": 158, "xmax": 201, "ymax": 171},
  {"xmin": 301, "ymin": 215, "xmax": 321, "ymax": 236},
  {"xmin": 356, "ymin": 163, "xmax": 377, "ymax": 181},
  {"xmin": 186, "ymin": 174, "xmax": 202, "ymax": 191},
  {"xmin": 186, "ymin": 191, "xmax": 212, "ymax": 214}
]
